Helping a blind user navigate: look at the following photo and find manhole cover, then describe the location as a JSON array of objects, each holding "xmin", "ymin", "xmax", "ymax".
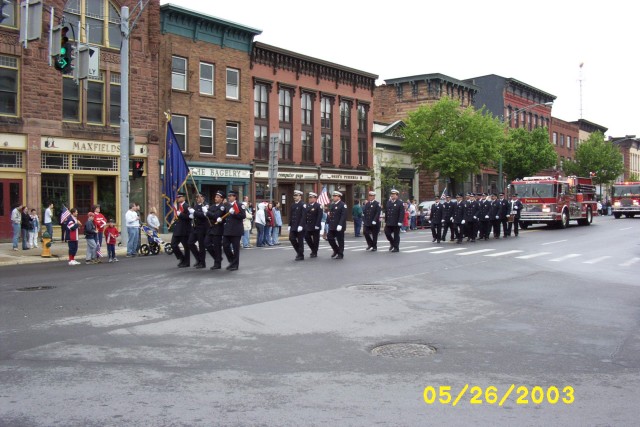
[
  {"xmin": 371, "ymin": 343, "xmax": 436, "ymax": 358},
  {"xmin": 16, "ymin": 286, "xmax": 56, "ymax": 292},
  {"xmin": 348, "ymin": 284, "xmax": 397, "ymax": 291}
]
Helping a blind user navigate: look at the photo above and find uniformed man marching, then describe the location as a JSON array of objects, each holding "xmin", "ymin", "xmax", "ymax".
[
  {"xmin": 489, "ymin": 193, "xmax": 502, "ymax": 239},
  {"xmin": 478, "ymin": 193, "xmax": 492, "ymax": 240},
  {"xmin": 453, "ymin": 193, "xmax": 466, "ymax": 244},
  {"xmin": 430, "ymin": 195, "xmax": 444, "ymax": 243},
  {"xmin": 171, "ymin": 192, "xmax": 192, "ymax": 267},
  {"xmin": 303, "ymin": 191, "xmax": 323, "ymax": 258},
  {"xmin": 384, "ymin": 189, "xmax": 404, "ymax": 252},
  {"xmin": 441, "ymin": 194, "xmax": 455, "ymax": 242},
  {"xmin": 498, "ymin": 192, "xmax": 509, "ymax": 237},
  {"xmin": 363, "ymin": 190, "xmax": 381, "ymax": 251},
  {"xmin": 463, "ymin": 193, "xmax": 479, "ymax": 242},
  {"xmin": 507, "ymin": 193, "xmax": 524, "ymax": 237},
  {"xmin": 221, "ymin": 190, "xmax": 245, "ymax": 271},
  {"xmin": 187, "ymin": 193, "xmax": 209, "ymax": 268},
  {"xmin": 204, "ymin": 190, "xmax": 226, "ymax": 270},
  {"xmin": 289, "ymin": 190, "xmax": 306, "ymax": 261},
  {"xmin": 327, "ymin": 190, "xmax": 347, "ymax": 259}
]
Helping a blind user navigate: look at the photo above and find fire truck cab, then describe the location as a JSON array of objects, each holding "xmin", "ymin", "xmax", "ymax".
[
  {"xmin": 611, "ymin": 182, "xmax": 640, "ymax": 218},
  {"xmin": 510, "ymin": 176, "xmax": 598, "ymax": 229}
]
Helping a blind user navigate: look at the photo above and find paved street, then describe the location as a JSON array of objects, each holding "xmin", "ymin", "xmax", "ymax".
[{"xmin": 1, "ymin": 215, "xmax": 639, "ymax": 426}]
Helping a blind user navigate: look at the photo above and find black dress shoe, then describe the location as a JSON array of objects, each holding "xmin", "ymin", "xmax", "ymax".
[
  {"xmin": 388, "ymin": 246, "xmax": 393, "ymax": 252},
  {"xmin": 335, "ymin": 254, "xmax": 343, "ymax": 259},
  {"xmin": 371, "ymin": 247, "xmax": 377, "ymax": 252},
  {"xmin": 195, "ymin": 264, "xmax": 205, "ymax": 269},
  {"xmin": 295, "ymin": 255, "xmax": 304, "ymax": 261},
  {"xmin": 210, "ymin": 265, "xmax": 221, "ymax": 270},
  {"xmin": 432, "ymin": 239, "xmax": 437, "ymax": 242},
  {"xmin": 331, "ymin": 252, "xmax": 338, "ymax": 258},
  {"xmin": 391, "ymin": 248, "xmax": 399, "ymax": 252},
  {"xmin": 178, "ymin": 262, "xmax": 188, "ymax": 268},
  {"xmin": 366, "ymin": 246, "xmax": 372, "ymax": 251},
  {"xmin": 310, "ymin": 253, "xmax": 317, "ymax": 258},
  {"xmin": 226, "ymin": 266, "xmax": 238, "ymax": 271}
]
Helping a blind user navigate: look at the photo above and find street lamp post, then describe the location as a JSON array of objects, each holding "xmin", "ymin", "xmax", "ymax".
[{"xmin": 498, "ymin": 101, "xmax": 554, "ymax": 192}]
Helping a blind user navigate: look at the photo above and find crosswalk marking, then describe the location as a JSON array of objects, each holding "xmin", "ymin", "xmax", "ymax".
[
  {"xmin": 484, "ymin": 250, "xmax": 523, "ymax": 257},
  {"xmin": 619, "ymin": 257, "xmax": 640, "ymax": 267},
  {"xmin": 431, "ymin": 248, "xmax": 467, "ymax": 254},
  {"xmin": 515, "ymin": 252, "xmax": 551, "ymax": 259},
  {"xmin": 583, "ymin": 256, "xmax": 612, "ymax": 264},
  {"xmin": 404, "ymin": 247, "xmax": 442, "ymax": 253},
  {"xmin": 457, "ymin": 249, "xmax": 495, "ymax": 256},
  {"xmin": 549, "ymin": 254, "xmax": 581, "ymax": 262},
  {"xmin": 541, "ymin": 240, "xmax": 567, "ymax": 246}
]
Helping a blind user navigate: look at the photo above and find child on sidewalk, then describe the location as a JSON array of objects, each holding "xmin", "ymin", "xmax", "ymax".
[
  {"xmin": 66, "ymin": 208, "xmax": 81, "ymax": 265},
  {"xmin": 84, "ymin": 212, "xmax": 98, "ymax": 264},
  {"xmin": 104, "ymin": 218, "xmax": 120, "ymax": 263}
]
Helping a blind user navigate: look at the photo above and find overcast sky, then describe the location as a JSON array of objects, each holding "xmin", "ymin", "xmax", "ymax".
[{"xmin": 160, "ymin": 0, "xmax": 638, "ymax": 138}]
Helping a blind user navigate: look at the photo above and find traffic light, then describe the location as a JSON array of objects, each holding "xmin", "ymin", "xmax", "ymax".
[
  {"xmin": 133, "ymin": 160, "xmax": 144, "ymax": 179},
  {"xmin": 1, "ymin": 0, "xmax": 11, "ymax": 25},
  {"xmin": 53, "ymin": 26, "xmax": 74, "ymax": 75}
]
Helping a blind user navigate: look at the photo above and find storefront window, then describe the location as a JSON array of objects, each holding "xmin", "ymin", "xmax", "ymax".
[
  {"xmin": 41, "ymin": 174, "xmax": 69, "ymax": 220},
  {"xmin": 129, "ymin": 176, "xmax": 146, "ymax": 217},
  {"xmin": 255, "ymin": 182, "xmax": 268, "ymax": 202}
]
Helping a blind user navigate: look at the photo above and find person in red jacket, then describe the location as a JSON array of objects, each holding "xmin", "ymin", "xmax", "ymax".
[
  {"xmin": 104, "ymin": 218, "xmax": 120, "ymax": 263},
  {"xmin": 93, "ymin": 204, "xmax": 108, "ymax": 262},
  {"xmin": 66, "ymin": 208, "xmax": 81, "ymax": 265}
]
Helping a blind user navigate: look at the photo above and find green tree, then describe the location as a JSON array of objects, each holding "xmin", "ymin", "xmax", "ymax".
[
  {"xmin": 562, "ymin": 131, "xmax": 624, "ymax": 184},
  {"xmin": 502, "ymin": 127, "xmax": 557, "ymax": 181},
  {"xmin": 401, "ymin": 98, "xmax": 504, "ymax": 188},
  {"xmin": 375, "ymin": 155, "xmax": 407, "ymax": 197}
]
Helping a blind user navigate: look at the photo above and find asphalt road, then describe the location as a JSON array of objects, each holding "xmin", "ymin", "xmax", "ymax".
[{"xmin": 1, "ymin": 216, "xmax": 639, "ymax": 426}]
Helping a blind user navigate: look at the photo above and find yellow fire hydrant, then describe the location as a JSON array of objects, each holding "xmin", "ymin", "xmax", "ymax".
[{"xmin": 41, "ymin": 231, "xmax": 53, "ymax": 258}]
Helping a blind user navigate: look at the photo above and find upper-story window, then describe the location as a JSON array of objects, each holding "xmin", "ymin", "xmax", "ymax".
[
  {"xmin": 226, "ymin": 122, "xmax": 239, "ymax": 156},
  {"xmin": 200, "ymin": 118, "xmax": 214, "ymax": 155},
  {"xmin": 560, "ymin": 134, "xmax": 565, "ymax": 147},
  {"xmin": 63, "ymin": 0, "xmax": 122, "ymax": 49},
  {"xmin": 254, "ymin": 83, "xmax": 268, "ymax": 119},
  {"xmin": 172, "ymin": 115, "xmax": 187, "ymax": 152},
  {"xmin": 553, "ymin": 132, "xmax": 558, "ymax": 145},
  {"xmin": 0, "ymin": 55, "xmax": 18, "ymax": 117},
  {"xmin": 226, "ymin": 68, "xmax": 239, "ymax": 100},
  {"xmin": 200, "ymin": 62, "xmax": 214, "ymax": 95},
  {"xmin": 172, "ymin": 56, "xmax": 187, "ymax": 91},
  {"xmin": 301, "ymin": 92, "xmax": 313, "ymax": 126},
  {"xmin": 321, "ymin": 96, "xmax": 332, "ymax": 130},
  {"xmin": 357, "ymin": 104, "xmax": 367, "ymax": 133},
  {"xmin": 279, "ymin": 88, "xmax": 292, "ymax": 123},
  {"xmin": 567, "ymin": 136, "xmax": 571, "ymax": 149},
  {"xmin": 109, "ymin": 72, "xmax": 121, "ymax": 126},
  {"xmin": 340, "ymin": 100, "xmax": 351, "ymax": 130},
  {"xmin": 0, "ymin": 0, "xmax": 17, "ymax": 27},
  {"xmin": 87, "ymin": 73, "xmax": 104, "ymax": 124}
]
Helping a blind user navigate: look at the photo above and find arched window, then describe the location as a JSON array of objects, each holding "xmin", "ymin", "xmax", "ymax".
[{"xmin": 63, "ymin": 0, "xmax": 121, "ymax": 49}]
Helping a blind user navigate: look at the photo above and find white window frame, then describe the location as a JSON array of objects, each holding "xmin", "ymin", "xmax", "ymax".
[
  {"xmin": 226, "ymin": 68, "xmax": 239, "ymax": 100},
  {"xmin": 172, "ymin": 56, "xmax": 187, "ymax": 91},
  {"xmin": 199, "ymin": 118, "xmax": 215, "ymax": 155},
  {"xmin": 226, "ymin": 123, "xmax": 239, "ymax": 156},
  {"xmin": 199, "ymin": 62, "xmax": 214, "ymax": 95},
  {"xmin": 172, "ymin": 114, "xmax": 187, "ymax": 153}
]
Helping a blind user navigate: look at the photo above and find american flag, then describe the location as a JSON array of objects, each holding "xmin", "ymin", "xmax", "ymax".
[
  {"xmin": 60, "ymin": 205, "xmax": 70, "ymax": 224},
  {"xmin": 441, "ymin": 188, "xmax": 447, "ymax": 200},
  {"xmin": 318, "ymin": 186, "xmax": 330, "ymax": 206}
]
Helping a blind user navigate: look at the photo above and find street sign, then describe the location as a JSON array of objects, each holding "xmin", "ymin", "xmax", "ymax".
[{"xmin": 88, "ymin": 46, "xmax": 100, "ymax": 79}]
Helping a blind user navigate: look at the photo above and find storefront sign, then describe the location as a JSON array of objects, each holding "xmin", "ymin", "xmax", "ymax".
[
  {"xmin": 1, "ymin": 133, "xmax": 27, "ymax": 149},
  {"xmin": 40, "ymin": 137, "xmax": 148, "ymax": 156},
  {"xmin": 190, "ymin": 167, "xmax": 250, "ymax": 179},
  {"xmin": 254, "ymin": 171, "xmax": 318, "ymax": 180},
  {"xmin": 320, "ymin": 173, "xmax": 370, "ymax": 182}
]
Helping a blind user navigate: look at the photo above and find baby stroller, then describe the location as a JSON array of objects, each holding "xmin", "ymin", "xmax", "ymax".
[{"xmin": 139, "ymin": 223, "xmax": 173, "ymax": 256}]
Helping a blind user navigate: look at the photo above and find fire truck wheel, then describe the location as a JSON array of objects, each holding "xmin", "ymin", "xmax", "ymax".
[
  {"xmin": 579, "ymin": 207, "xmax": 593, "ymax": 226},
  {"xmin": 613, "ymin": 213, "xmax": 621, "ymax": 219},
  {"xmin": 560, "ymin": 210, "xmax": 569, "ymax": 229},
  {"xmin": 520, "ymin": 222, "xmax": 530, "ymax": 229}
]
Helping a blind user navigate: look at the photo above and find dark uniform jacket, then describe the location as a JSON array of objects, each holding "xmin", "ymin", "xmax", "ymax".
[
  {"xmin": 327, "ymin": 200, "xmax": 347, "ymax": 230},
  {"xmin": 442, "ymin": 200, "xmax": 455, "ymax": 221},
  {"xmin": 385, "ymin": 198, "xmax": 404, "ymax": 226},
  {"xmin": 289, "ymin": 200, "xmax": 305, "ymax": 230},
  {"xmin": 304, "ymin": 202, "xmax": 323, "ymax": 231},
  {"xmin": 509, "ymin": 199, "xmax": 524, "ymax": 218},
  {"xmin": 192, "ymin": 203, "xmax": 210, "ymax": 233},
  {"xmin": 463, "ymin": 200, "xmax": 480, "ymax": 222},
  {"xmin": 453, "ymin": 200, "xmax": 466, "ymax": 224},
  {"xmin": 173, "ymin": 201, "xmax": 192, "ymax": 236},
  {"xmin": 479, "ymin": 199, "xmax": 492, "ymax": 221},
  {"xmin": 490, "ymin": 200, "xmax": 501, "ymax": 219},
  {"xmin": 223, "ymin": 202, "xmax": 246, "ymax": 236},
  {"xmin": 206, "ymin": 203, "xmax": 226, "ymax": 235},
  {"xmin": 498, "ymin": 198, "xmax": 509, "ymax": 219},
  {"xmin": 429, "ymin": 202, "xmax": 444, "ymax": 223},
  {"xmin": 363, "ymin": 200, "xmax": 381, "ymax": 227}
]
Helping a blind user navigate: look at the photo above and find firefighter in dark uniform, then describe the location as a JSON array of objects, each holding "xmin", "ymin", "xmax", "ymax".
[
  {"xmin": 221, "ymin": 191, "xmax": 245, "ymax": 271},
  {"xmin": 478, "ymin": 193, "xmax": 492, "ymax": 240},
  {"xmin": 441, "ymin": 195, "xmax": 455, "ymax": 242},
  {"xmin": 384, "ymin": 189, "xmax": 404, "ymax": 252},
  {"xmin": 363, "ymin": 190, "xmax": 381, "ymax": 251},
  {"xmin": 507, "ymin": 193, "xmax": 524, "ymax": 237},
  {"xmin": 498, "ymin": 192, "xmax": 510, "ymax": 237},
  {"xmin": 303, "ymin": 191, "xmax": 323, "ymax": 258},
  {"xmin": 453, "ymin": 193, "xmax": 466, "ymax": 244},
  {"xmin": 489, "ymin": 193, "xmax": 502, "ymax": 239},
  {"xmin": 171, "ymin": 192, "xmax": 192, "ymax": 267},
  {"xmin": 289, "ymin": 189, "xmax": 306, "ymax": 261},
  {"xmin": 205, "ymin": 190, "xmax": 226, "ymax": 270},
  {"xmin": 430, "ymin": 195, "xmax": 444, "ymax": 243},
  {"xmin": 327, "ymin": 190, "xmax": 347, "ymax": 259},
  {"xmin": 188, "ymin": 193, "xmax": 210, "ymax": 268},
  {"xmin": 464, "ymin": 193, "xmax": 479, "ymax": 242}
]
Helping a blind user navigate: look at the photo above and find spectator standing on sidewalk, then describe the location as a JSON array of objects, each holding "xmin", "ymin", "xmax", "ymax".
[
  {"xmin": 255, "ymin": 202, "xmax": 266, "ymax": 247},
  {"xmin": 104, "ymin": 218, "xmax": 120, "ymax": 263},
  {"xmin": 242, "ymin": 202, "xmax": 252, "ymax": 248},
  {"xmin": 352, "ymin": 199, "xmax": 363, "ymax": 237},
  {"xmin": 66, "ymin": 208, "xmax": 81, "ymax": 265},
  {"xmin": 20, "ymin": 206, "xmax": 32, "ymax": 250},
  {"xmin": 84, "ymin": 212, "xmax": 98, "ymax": 264},
  {"xmin": 264, "ymin": 202, "xmax": 275, "ymax": 246},
  {"xmin": 125, "ymin": 202, "xmax": 140, "ymax": 257},
  {"xmin": 408, "ymin": 200, "xmax": 417, "ymax": 230},
  {"xmin": 43, "ymin": 202, "xmax": 54, "ymax": 240},
  {"xmin": 93, "ymin": 205, "xmax": 107, "ymax": 262},
  {"xmin": 11, "ymin": 204, "xmax": 22, "ymax": 251},
  {"xmin": 29, "ymin": 209, "xmax": 40, "ymax": 249},
  {"xmin": 272, "ymin": 202, "xmax": 282, "ymax": 245}
]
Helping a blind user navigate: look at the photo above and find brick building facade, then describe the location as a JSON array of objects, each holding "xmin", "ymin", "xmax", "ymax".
[
  {"xmin": 550, "ymin": 117, "xmax": 579, "ymax": 172},
  {"xmin": 0, "ymin": 0, "xmax": 160, "ymax": 239}
]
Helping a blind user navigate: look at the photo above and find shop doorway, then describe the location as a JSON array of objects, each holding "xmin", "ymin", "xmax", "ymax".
[
  {"xmin": 201, "ymin": 184, "xmax": 227, "ymax": 205},
  {"xmin": 0, "ymin": 179, "xmax": 22, "ymax": 240},
  {"xmin": 96, "ymin": 176, "xmax": 116, "ymax": 223},
  {"xmin": 74, "ymin": 181, "xmax": 93, "ymax": 224}
]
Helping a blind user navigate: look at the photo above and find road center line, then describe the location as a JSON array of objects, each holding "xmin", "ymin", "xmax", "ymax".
[
  {"xmin": 541, "ymin": 240, "xmax": 567, "ymax": 246},
  {"xmin": 549, "ymin": 254, "xmax": 581, "ymax": 262}
]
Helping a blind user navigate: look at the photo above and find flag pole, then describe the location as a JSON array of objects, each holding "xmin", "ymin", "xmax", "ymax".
[{"xmin": 162, "ymin": 111, "xmax": 171, "ymax": 229}]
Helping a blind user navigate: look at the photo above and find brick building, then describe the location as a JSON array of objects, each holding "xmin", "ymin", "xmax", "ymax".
[
  {"xmin": 249, "ymin": 42, "xmax": 377, "ymax": 221},
  {"xmin": 549, "ymin": 117, "xmax": 579, "ymax": 172},
  {"xmin": 610, "ymin": 135, "xmax": 640, "ymax": 181},
  {"xmin": 0, "ymin": 0, "xmax": 160, "ymax": 240},
  {"xmin": 373, "ymin": 73, "xmax": 478, "ymax": 201},
  {"xmin": 159, "ymin": 4, "xmax": 261, "ymax": 211}
]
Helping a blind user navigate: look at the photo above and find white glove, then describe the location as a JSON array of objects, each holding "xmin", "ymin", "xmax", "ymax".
[
  {"xmin": 321, "ymin": 222, "xmax": 325, "ymax": 230},
  {"xmin": 450, "ymin": 217, "xmax": 453, "ymax": 222},
  {"xmin": 372, "ymin": 221, "xmax": 376, "ymax": 225},
  {"xmin": 297, "ymin": 226, "xmax": 303, "ymax": 232},
  {"xmin": 441, "ymin": 220, "xmax": 445, "ymax": 223},
  {"xmin": 189, "ymin": 213, "xmax": 194, "ymax": 219},
  {"xmin": 315, "ymin": 226, "xmax": 319, "ymax": 230},
  {"xmin": 188, "ymin": 208, "xmax": 195, "ymax": 214},
  {"xmin": 202, "ymin": 206, "xmax": 208, "ymax": 214},
  {"xmin": 485, "ymin": 215, "xmax": 489, "ymax": 219},
  {"xmin": 462, "ymin": 219, "xmax": 466, "ymax": 224},
  {"xmin": 473, "ymin": 216, "xmax": 477, "ymax": 220},
  {"xmin": 287, "ymin": 226, "xmax": 291, "ymax": 232},
  {"xmin": 397, "ymin": 223, "xmax": 402, "ymax": 226},
  {"xmin": 229, "ymin": 208, "xmax": 235, "ymax": 215},
  {"xmin": 216, "ymin": 217, "xmax": 222, "ymax": 224},
  {"xmin": 337, "ymin": 225, "xmax": 343, "ymax": 232},
  {"xmin": 496, "ymin": 216, "xmax": 499, "ymax": 219}
]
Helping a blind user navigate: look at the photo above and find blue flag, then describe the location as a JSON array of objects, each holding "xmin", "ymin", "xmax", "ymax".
[{"xmin": 162, "ymin": 121, "xmax": 190, "ymax": 227}]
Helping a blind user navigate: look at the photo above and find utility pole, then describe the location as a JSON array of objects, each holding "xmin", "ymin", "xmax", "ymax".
[{"xmin": 119, "ymin": 6, "xmax": 130, "ymax": 246}]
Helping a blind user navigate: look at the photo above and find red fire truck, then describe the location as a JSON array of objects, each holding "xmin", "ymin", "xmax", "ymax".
[
  {"xmin": 611, "ymin": 182, "xmax": 640, "ymax": 218},
  {"xmin": 510, "ymin": 176, "xmax": 598, "ymax": 229}
]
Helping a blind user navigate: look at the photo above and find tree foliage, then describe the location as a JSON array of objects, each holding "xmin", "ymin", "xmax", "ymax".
[
  {"xmin": 401, "ymin": 98, "xmax": 504, "ymax": 183},
  {"xmin": 502, "ymin": 127, "xmax": 557, "ymax": 181},
  {"xmin": 562, "ymin": 131, "xmax": 624, "ymax": 184},
  {"xmin": 376, "ymin": 156, "xmax": 408, "ymax": 196}
]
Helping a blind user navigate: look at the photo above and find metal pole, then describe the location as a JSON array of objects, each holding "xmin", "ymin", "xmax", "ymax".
[{"xmin": 119, "ymin": 6, "xmax": 130, "ymax": 246}]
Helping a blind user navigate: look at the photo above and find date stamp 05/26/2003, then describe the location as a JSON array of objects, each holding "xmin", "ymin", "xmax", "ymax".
[{"xmin": 423, "ymin": 385, "xmax": 575, "ymax": 407}]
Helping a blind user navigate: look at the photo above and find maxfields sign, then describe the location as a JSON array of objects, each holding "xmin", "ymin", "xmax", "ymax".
[{"xmin": 40, "ymin": 137, "xmax": 148, "ymax": 156}]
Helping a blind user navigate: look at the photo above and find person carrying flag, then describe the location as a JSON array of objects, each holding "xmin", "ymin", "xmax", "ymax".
[
  {"xmin": 171, "ymin": 192, "xmax": 192, "ymax": 267},
  {"xmin": 222, "ymin": 191, "xmax": 245, "ymax": 271}
]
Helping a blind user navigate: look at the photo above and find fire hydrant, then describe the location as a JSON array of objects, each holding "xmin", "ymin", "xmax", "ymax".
[{"xmin": 41, "ymin": 231, "xmax": 53, "ymax": 258}]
